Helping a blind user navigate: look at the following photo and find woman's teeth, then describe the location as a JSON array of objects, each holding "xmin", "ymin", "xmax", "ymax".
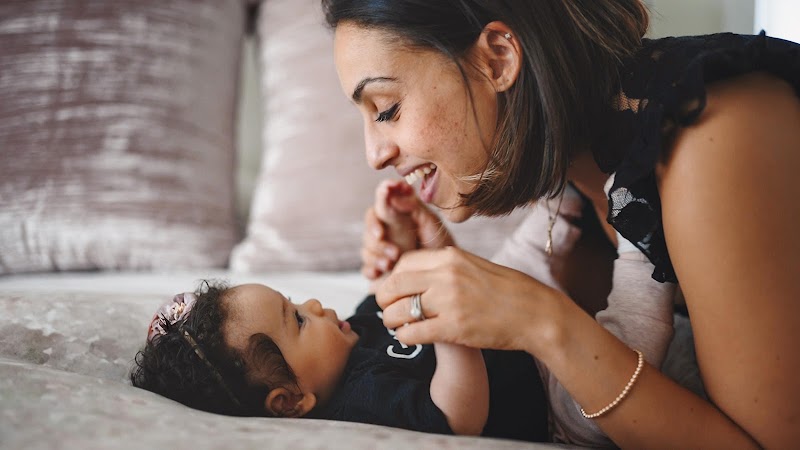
[{"xmin": 404, "ymin": 163, "xmax": 436, "ymax": 186}]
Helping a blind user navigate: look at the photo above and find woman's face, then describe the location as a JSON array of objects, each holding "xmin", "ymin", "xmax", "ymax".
[{"xmin": 334, "ymin": 23, "xmax": 499, "ymax": 222}]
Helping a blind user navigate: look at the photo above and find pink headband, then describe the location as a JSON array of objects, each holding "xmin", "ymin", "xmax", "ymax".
[{"xmin": 147, "ymin": 292, "xmax": 197, "ymax": 342}]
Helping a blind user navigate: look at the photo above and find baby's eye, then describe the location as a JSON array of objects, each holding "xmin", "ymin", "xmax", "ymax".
[{"xmin": 294, "ymin": 310, "xmax": 305, "ymax": 328}]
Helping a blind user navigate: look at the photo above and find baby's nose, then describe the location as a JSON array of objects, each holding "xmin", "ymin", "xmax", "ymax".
[{"xmin": 304, "ymin": 299, "xmax": 324, "ymax": 315}]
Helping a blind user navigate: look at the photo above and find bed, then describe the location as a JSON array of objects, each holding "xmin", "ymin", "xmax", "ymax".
[{"xmin": 0, "ymin": 271, "xmax": 573, "ymax": 449}]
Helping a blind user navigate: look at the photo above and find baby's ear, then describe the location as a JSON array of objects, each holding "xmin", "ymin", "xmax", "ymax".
[{"xmin": 264, "ymin": 386, "xmax": 316, "ymax": 418}]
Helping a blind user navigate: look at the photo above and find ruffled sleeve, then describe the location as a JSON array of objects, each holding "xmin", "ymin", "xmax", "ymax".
[{"xmin": 599, "ymin": 32, "xmax": 800, "ymax": 283}]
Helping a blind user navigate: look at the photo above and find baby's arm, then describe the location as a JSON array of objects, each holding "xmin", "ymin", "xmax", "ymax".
[
  {"xmin": 430, "ymin": 343, "xmax": 489, "ymax": 435},
  {"xmin": 378, "ymin": 180, "xmax": 489, "ymax": 435}
]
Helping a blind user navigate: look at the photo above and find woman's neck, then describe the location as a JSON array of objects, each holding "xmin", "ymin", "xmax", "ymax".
[
  {"xmin": 567, "ymin": 150, "xmax": 610, "ymax": 206},
  {"xmin": 567, "ymin": 150, "xmax": 617, "ymax": 247}
]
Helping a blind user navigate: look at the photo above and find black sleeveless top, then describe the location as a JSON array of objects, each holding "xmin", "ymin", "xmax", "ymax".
[{"xmin": 594, "ymin": 32, "xmax": 800, "ymax": 283}]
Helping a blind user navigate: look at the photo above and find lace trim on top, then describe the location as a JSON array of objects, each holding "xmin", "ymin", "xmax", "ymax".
[{"xmin": 596, "ymin": 32, "xmax": 800, "ymax": 283}]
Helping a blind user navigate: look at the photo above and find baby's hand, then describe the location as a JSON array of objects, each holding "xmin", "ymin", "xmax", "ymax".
[
  {"xmin": 374, "ymin": 179, "xmax": 418, "ymax": 254},
  {"xmin": 362, "ymin": 178, "xmax": 456, "ymax": 286}
]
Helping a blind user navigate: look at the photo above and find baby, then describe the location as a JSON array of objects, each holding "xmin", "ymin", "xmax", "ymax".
[
  {"xmin": 131, "ymin": 180, "xmax": 693, "ymax": 445},
  {"xmin": 132, "ymin": 281, "xmax": 548, "ymax": 441}
]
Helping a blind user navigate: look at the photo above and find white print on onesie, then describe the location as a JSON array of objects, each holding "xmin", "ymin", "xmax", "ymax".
[{"xmin": 377, "ymin": 311, "xmax": 423, "ymax": 359}]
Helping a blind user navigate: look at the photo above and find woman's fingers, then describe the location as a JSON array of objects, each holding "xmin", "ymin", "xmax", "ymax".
[
  {"xmin": 375, "ymin": 263, "xmax": 440, "ymax": 308},
  {"xmin": 361, "ymin": 264, "xmax": 380, "ymax": 280},
  {"xmin": 376, "ymin": 248, "xmax": 472, "ymax": 327},
  {"xmin": 362, "ymin": 239, "xmax": 399, "ymax": 268},
  {"xmin": 375, "ymin": 245, "xmax": 550, "ymax": 350},
  {"xmin": 391, "ymin": 245, "xmax": 487, "ymax": 274},
  {"xmin": 381, "ymin": 290, "xmax": 440, "ymax": 329},
  {"xmin": 393, "ymin": 318, "xmax": 445, "ymax": 347}
]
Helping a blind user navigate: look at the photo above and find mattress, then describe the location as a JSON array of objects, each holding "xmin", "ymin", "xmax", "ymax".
[{"xmin": 0, "ymin": 270, "xmax": 568, "ymax": 450}]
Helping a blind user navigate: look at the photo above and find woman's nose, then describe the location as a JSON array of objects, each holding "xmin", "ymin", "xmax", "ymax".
[
  {"xmin": 303, "ymin": 299, "xmax": 324, "ymax": 316},
  {"xmin": 365, "ymin": 124, "xmax": 397, "ymax": 170}
]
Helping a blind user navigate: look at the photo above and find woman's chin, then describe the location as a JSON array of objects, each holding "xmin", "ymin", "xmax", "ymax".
[{"xmin": 440, "ymin": 205, "xmax": 474, "ymax": 223}]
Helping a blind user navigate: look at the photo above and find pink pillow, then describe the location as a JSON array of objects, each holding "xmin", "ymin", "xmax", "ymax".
[
  {"xmin": 0, "ymin": 0, "xmax": 248, "ymax": 274},
  {"xmin": 231, "ymin": 0, "xmax": 529, "ymax": 272}
]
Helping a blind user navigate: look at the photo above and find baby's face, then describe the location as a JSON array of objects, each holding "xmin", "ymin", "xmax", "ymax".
[{"xmin": 223, "ymin": 284, "xmax": 359, "ymax": 404}]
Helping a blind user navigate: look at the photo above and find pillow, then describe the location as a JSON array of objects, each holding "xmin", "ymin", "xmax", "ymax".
[
  {"xmin": 0, "ymin": 0, "xmax": 249, "ymax": 274},
  {"xmin": 231, "ymin": 0, "xmax": 529, "ymax": 272}
]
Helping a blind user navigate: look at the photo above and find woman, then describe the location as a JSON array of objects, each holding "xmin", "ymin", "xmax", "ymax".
[{"xmin": 323, "ymin": 0, "xmax": 799, "ymax": 447}]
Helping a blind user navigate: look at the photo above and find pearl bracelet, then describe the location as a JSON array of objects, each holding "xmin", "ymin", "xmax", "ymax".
[{"xmin": 580, "ymin": 349, "xmax": 644, "ymax": 419}]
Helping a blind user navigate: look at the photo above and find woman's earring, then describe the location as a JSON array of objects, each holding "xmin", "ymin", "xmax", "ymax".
[{"xmin": 503, "ymin": 33, "xmax": 512, "ymax": 40}]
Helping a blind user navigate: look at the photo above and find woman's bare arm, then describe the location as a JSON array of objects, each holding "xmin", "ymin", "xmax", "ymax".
[
  {"xmin": 538, "ymin": 72, "xmax": 800, "ymax": 449},
  {"xmin": 656, "ymin": 72, "xmax": 800, "ymax": 448},
  {"xmin": 378, "ymin": 244, "xmax": 759, "ymax": 448}
]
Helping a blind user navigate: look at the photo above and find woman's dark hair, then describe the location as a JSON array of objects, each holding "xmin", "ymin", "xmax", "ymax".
[
  {"xmin": 130, "ymin": 280, "xmax": 298, "ymax": 417},
  {"xmin": 322, "ymin": 0, "xmax": 649, "ymax": 215}
]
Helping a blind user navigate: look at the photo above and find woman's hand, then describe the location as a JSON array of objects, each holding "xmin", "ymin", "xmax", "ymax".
[
  {"xmin": 361, "ymin": 179, "xmax": 455, "ymax": 281},
  {"xmin": 376, "ymin": 246, "xmax": 563, "ymax": 352}
]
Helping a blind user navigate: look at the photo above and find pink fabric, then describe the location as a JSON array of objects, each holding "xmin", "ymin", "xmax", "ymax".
[
  {"xmin": 147, "ymin": 293, "xmax": 198, "ymax": 342},
  {"xmin": 0, "ymin": 0, "xmax": 247, "ymax": 274}
]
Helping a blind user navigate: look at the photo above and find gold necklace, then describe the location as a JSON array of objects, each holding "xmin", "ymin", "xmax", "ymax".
[{"xmin": 545, "ymin": 192, "xmax": 565, "ymax": 257}]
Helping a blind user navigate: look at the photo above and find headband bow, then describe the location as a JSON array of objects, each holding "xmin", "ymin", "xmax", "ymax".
[{"xmin": 147, "ymin": 292, "xmax": 197, "ymax": 342}]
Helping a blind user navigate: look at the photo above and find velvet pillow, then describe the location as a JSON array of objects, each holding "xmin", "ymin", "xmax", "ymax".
[
  {"xmin": 231, "ymin": 0, "xmax": 529, "ymax": 272},
  {"xmin": 0, "ymin": 0, "xmax": 251, "ymax": 274}
]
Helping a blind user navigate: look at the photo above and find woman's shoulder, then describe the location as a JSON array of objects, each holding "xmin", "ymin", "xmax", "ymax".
[
  {"xmin": 622, "ymin": 32, "xmax": 799, "ymax": 105},
  {"xmin": 657, "ymin": 70, "xmax": 800, "ymax": 194},
  {"xmin": 599, "ymin": 32, "xmax": 800, "ymax": 283},
  {"xmin": 628, "ymin": 31, "xmax": 800, "ymax": 179}
]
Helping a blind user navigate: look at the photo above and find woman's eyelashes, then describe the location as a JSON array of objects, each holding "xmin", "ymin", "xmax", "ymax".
[
  {"xmin": 294, "ymin": 310, "xmax": 305, "ymax": 328},
  {"xmin": 376, "ymin": 103, "xmax": 400, "ymax": 123}
]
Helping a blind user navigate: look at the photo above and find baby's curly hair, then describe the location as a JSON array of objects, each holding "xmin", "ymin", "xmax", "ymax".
[{"xmin": 130, "ymin": 280, "xmax": 297, "ymax": 417}]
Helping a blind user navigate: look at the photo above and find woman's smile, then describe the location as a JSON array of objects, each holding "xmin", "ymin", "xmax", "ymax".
[
  {"xmin": 418, "ymin": 165, "xmax": 439, "ymax": 204},
  {"xmin": 403, "ymin": 163, "xmax": 438, "ymax": 203}
]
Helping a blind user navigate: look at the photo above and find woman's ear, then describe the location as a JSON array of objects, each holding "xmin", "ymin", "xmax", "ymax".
[
  {"xmin": 264, "ymin": 386, "xmax": 317, "ymax": 418},
  {"xmin": 472, "ymin": 21, "xmax": 522, "ymax": 93}
]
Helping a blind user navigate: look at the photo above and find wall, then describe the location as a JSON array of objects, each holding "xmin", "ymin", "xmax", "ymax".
[
  {"xmin": 755, "ymin": 0, "xmax": 800, "ymax": 43},
  {"xmin": 647, "ymin": 0, "xmax": 755, "ymax": 37}
]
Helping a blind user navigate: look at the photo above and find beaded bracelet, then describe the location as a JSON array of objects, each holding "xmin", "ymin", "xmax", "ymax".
[{"xmin": 580, "ymin": 349, "xmax": 644, "ymax": 419}]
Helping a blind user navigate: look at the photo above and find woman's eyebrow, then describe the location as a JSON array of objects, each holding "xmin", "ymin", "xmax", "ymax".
[{"xmin": 352, "ymin": 76, "xmax": 397, "ymax": 103}]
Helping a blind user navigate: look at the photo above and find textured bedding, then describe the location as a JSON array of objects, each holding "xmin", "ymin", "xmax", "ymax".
[{"xmin": 0, "ymin": 271, "xmax": 570, "ymax": 450}]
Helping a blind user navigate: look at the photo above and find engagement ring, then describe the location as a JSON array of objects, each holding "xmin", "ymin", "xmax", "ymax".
[{"xmin": 410, "ymin": 293, "xmax": 425, "ymax": 321}]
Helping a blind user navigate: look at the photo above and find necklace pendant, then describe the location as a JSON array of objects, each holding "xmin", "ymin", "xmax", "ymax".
[{"xmin": 545, "ymin": 237, "xmax": 553, "ymax": 256}]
